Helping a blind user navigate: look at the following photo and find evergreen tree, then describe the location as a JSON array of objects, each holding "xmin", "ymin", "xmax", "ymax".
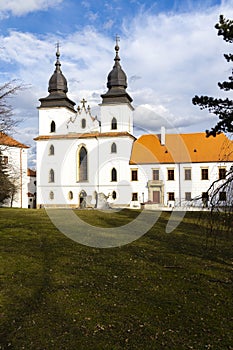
[
  {"xmin": 0, "ymin": 151, "xmax": 15, "ymax": 204},
  {"xmin": 192, "ymin": 15, "xmax": 233, "ymax": 136}
]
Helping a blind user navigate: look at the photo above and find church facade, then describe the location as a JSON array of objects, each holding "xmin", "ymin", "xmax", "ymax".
[{"xmin": 35, "ymin": 41, "xmax": 233, "ymax": 209}]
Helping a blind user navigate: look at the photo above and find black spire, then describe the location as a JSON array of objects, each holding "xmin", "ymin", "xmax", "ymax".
[
  {"xmin": 48, "ymin": 43, "xmax": 68, "ymax": 94},
  {"xmin": 39, "ymin": 44, "xmax": 75, "ymax": 111},
  {"xmin": 101, "ymin": 37, "xmax": 133, "ymax": 105}
]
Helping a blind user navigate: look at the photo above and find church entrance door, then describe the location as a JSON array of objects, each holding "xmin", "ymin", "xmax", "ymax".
[{"xmin": 153, "ymin": 191, "xmax": 160, "ymax": 204}]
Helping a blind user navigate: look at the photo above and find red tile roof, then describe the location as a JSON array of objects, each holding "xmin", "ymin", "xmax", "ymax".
[
  {"xmin": 27, "ymin": 168, "xmax": 36, "ymax": 176},
  {"xmin": 130, "ymin": 133, "xmax": 233, "ymax": 164},
  {"xmin": 0, "ymin": 132, "xmax": 29, "ymax": 148}
]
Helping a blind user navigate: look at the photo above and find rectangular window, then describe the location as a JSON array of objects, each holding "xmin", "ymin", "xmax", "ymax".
[
  {"xmin": 185, "ymin": 192, "xmax": 192, "ymax": 201},
  {"xmin": 168, "ymin": 192, "xmax": 175, "ymax": 201},
  {"xmin": 201, "ymin": 168, "xmax": 208, "ymax": 180},
  {"xmin": 184, "ymin": 168, "xmax": 191, "ymax": 180},
  {"xmin": 219, "ymin": 191, "xmax": 226, "ymax": 201},
  {"xmin": 152, "ymin": 169, "xmax": 159, "ymax": 180},
  {"xmin": 219, "ymin": 168, "xmax": 226, "ymax": 180},
  {"xmin": 167, "ymin": 169, "xmax": 174, "ymax": 181},
  {"xmin": 132, "ymin": 192, "xmax": 138, "ymax": 201},
  {"xmin": 131, "ymin": 169, "xmax": 138, "ymax": 181}
]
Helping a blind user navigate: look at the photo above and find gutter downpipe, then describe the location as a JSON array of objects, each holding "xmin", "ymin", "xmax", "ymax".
[{"xmin": 178, "ymin": 163, "xmax": 181, "ymax": 207}]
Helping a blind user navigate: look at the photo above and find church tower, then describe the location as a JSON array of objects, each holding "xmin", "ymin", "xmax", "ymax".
[
  {"xmin": 100, "ymin": 38, "xmax": 134, "ymax": 134},
  {"xmin": 38, "ymin": 44, "xmax": 76, "ymax": 136}
]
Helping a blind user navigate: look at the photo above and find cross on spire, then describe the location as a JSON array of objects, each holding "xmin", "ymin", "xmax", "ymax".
[
  {"xmin": 80, "ymin": 98, "xmax": 87, "ymax": 108},
  {"xmin": 115, "ymin": 34, "xmax": 120, "ymax": 46},
  {"xmin": 56, "ymin": 41, "xmax": 60, "ymax": 60}
]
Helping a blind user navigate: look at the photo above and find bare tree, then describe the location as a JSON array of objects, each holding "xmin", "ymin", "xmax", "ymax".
[
  {"xmin": 0, "ymin": 80, "xmax": 24, "ymax": 134},
  {"xmin": 191, "ymin": 163, "xmax": 233, "ymax": 247},
  {"xmin": 0, "ymin": 80, "xmax": 25, "ymax": 205}
]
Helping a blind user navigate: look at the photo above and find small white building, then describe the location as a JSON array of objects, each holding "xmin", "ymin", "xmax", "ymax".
[
  {"xmin": 35, "ymin": 41, "xmax": 233, "ymax": 209},
  {"xmin": 0, "ymin": 132, "xmax": 29, "ymax": 208}
]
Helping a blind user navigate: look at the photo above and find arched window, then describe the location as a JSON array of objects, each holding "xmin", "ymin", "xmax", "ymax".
[
  {"xmin": 111, "ymin": 117, "xmax": 117, "ymax": 130},
  {"xmin": 49, "ymin": 144, "xmax": 54, "ymax": 155},
  {"xmin": 50, "ymin": 121, "xmax": 56, "ymax": 133},
  {"xmin": 111, "ymin": 142, "xmax": 117, "ymax": 153},
  {"xmin": 49, "ymin": 191, "xmax": 54, "ymax": 200},
  {"xmin": 79, "ymin": 146, "xmax": 88, "ymax": 181},
  {"xmin": 112, "ymin": 191, "xmax": 117, "ymax": 199},
  {"xmin": 68, "ymin": 191, "xmax": 73, "ymax": 200},
  {"xmin": 49, "ymin": 169, "xmax": 55, "ymax": 183},
  {"xmin": 81, "ymin": 118, "xmax": 86, "ymax": 129},
  {"xmin": 111, "ymin": 168, "xmax": 117, "ymax": 182}
]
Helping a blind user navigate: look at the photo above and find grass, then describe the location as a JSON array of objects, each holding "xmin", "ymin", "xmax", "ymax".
[{"xmin": 0, "ymin": 208, "xmax": 232, "ymax": 350}]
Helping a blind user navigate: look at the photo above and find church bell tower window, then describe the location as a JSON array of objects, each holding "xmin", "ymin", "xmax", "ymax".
[
  {"xmin": 50, "ymin": 121, "xmax": 56, "ymax": 133},
  {"xmin": 111, "ymin": 117, "xmax": 117, "ymax": 130}
]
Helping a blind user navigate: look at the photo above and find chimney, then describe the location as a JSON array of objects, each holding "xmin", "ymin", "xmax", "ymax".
[{"xmin": 161, "ymin": 126, "xmax": 166, "ymax": 146}]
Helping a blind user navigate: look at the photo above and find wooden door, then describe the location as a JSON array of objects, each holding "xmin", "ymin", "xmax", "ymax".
[{"xmin": 153, "ymin": 191, "xmax": 160, "ymax": 203}]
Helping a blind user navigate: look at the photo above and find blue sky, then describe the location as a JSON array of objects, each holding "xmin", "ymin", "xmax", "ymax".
[
  {"xmin": 0, "ymin": 0, "xmax": 233, "ymax": 166},
  {"xmin": 0, "ymin": 0, "xmax": 222, "ymax": 37}
]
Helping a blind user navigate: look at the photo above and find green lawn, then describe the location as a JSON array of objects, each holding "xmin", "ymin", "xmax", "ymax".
[{"xmin": 0, "ymin": 208, "xmax": 232, "ymax": 350}]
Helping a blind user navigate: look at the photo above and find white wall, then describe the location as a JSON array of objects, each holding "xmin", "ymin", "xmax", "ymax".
[
  {"xmin": 139, "ymin": 161, "xmax": 233, "ymax": 207},
  {"xmin": 1, "ymin": 146, "xmax": 28, "ymax": 208},
  {"xmin": 36, "ymin": 135, "xmax": 136, "ymax": 207},
  {"xmin": 100, "ymin": 104, "xmax": 133, "ymax": 133}
]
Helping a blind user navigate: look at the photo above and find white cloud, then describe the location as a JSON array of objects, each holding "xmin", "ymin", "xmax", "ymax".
[
  {"xmin": 0, "ymin": 0, "xmax": 63, "ymax": 16},
  {"xmin": 121, "ymin": 1, "xmax": 233, "ymax": 132},
  {"xmin": 103, "ymin": 19, "xmax": 114, "ymax": 30},
  {"xmin": 1, "ymin": 0, "xmax": 233, "ymax": 151}
]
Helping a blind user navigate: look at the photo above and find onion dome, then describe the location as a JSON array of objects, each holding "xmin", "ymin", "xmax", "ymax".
[
  {"xmin": 107, "ymin": 41, "xmax": 127, "ymax": 89},
  {"xmin": 48, "ymin": 47, "xmax": 68, "ymax": 94},
  {"xmin": 101, "ymin": 38, "xmax": 133, "ymax": 106},
  {"xmin": 39, "ymin": 44, "xmax": 75, "ymax": 111}
]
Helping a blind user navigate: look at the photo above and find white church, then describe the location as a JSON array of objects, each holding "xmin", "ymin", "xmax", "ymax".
[{"xmin": 35, "ymin": 41, "xmax": 233, "ymax": 209}]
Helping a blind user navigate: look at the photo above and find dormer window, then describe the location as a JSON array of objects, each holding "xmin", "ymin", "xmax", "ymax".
[
  {"xmin": 50, "ymin": 121, "xmax": 56, "ymax": 133},
  {"xmin": 111, "ymin": 117, "xmax": 117, "ymax": 130}
]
